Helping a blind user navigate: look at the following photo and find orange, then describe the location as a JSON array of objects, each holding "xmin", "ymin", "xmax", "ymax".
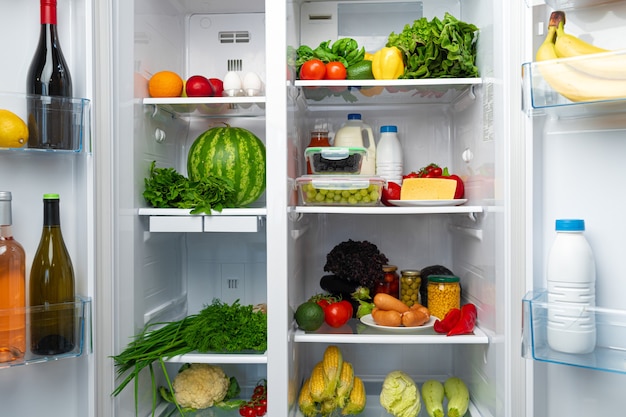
[{"xmin": 148, "ymin": 71, "xmax": 184, "ymax": 98}]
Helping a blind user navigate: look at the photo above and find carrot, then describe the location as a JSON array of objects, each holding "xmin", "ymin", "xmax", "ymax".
[
  {"xmin": 373, "ymin": 293, "xmax": 409, "ymax": 313},
  {"xmin": 372, "ymin": 308, "xmax": 402, "ymax": 327},
  {"xmin": 401, "ymin": 310, "xmax": 430, "ymax": 327}
]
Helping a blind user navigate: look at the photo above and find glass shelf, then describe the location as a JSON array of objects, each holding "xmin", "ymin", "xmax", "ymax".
[
  {"xmin": 522, "ymin": 290, "xmax": 626, "ymax": 375},
  {"xmin": 521, "ymin": 52, "xmax": 626, "ymax": 118},
  {"xmin": 165, "ymin": 351, "xmax": 267, "ymax": 364},
  {"xmin": 294, "ymin": 319, "xmax": 488, "ymax": 344},
  {"xmin": 144, "ymin": 96, "xmax": 266, "ymax": 118},
  {"xmin": 0, "ymin": 92, "xmax": 91, "ymax": 153},
  {"xmin": 542, "ymin": 0, "xmax": 622, "ymax": 9},
  {"xmin": 0, "ymin": 296, "xmax": 92, "ymax": 369},
  {"xmin": 294, "ymin": 79, "xmax": 481, "ymax": 107}
]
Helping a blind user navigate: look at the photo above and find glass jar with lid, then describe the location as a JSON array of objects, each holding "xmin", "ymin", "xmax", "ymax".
[
  {"xmin": 400, "ymin": 270, "xmax": 421, "ymax": 307},
  {"xmin": 427, "ymin": 275, "xmax": 460, "ymax": 320},
  {"xmin": 375, "ymin": 265, "xmax": 399, "ymax": 298}
]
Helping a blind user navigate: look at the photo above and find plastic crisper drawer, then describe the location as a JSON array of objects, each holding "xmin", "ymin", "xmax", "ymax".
[
  {"xmin": 522, "ymin": 290, "xmax": 626, "ymax": 375},
  {"xmin": 522, "ymin": 50, "xmax": 626, "ymax": 117}
]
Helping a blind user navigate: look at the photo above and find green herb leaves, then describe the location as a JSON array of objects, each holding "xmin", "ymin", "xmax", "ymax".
[
  {"xmin": 387, "ymin": 12, "xmax": 479, "ymax": 79},
  {"xmin": 143, "ymin": 161, "xmax": 237, "ymax": 214}
]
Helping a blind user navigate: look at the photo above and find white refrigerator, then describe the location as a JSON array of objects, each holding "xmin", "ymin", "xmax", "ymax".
[{"xmin": 1, "ymin": 0, "xmax": 625, "ymax": 416}]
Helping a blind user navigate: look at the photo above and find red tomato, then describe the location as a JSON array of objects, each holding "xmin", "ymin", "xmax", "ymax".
[
  {"xmin": 403, "ymin": 172, "xmax": 419, "ymax": 179},
  {"xmin": 300, "ymin": 59, "xmax": 326, "ymax": 80},
  {"xmin": 317, "ymin": 299, "xmax": 331, "ymax": 311},
  {"xmin": 325, "ymin": 301, "xmax": 353, "ymax": 328},
  {"xmin": 254, "ymin": 404, "xmax": 267, "ymax": 416},
  {"xmin": 324, "ymin": 62, "xmax": 347, "ymax": 80},
  {"xmin": 381, "ymin": 181, "xmax": 401, "ymax": 206},
  {"xmin": 239, "ymin": 405, "xmax": 256, "ymax": 417}
]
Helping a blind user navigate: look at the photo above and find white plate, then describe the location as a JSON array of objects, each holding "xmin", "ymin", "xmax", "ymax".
[
  {"xmin": 388, "ymin": 199, "xmax": 467, "ymax": 207},
  {"xmin": 360, "ymin": 314, "xmax": 438, "ymax": 331}
]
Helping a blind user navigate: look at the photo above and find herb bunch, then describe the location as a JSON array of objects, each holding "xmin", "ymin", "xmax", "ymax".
[
  {"xmin": 387, "ymin": 12, "xmax": 479, "ymax": 79},
  {"xmin": 324, "ymin": 239, "xmax": 389, "ymax": 288},
  {"xmin": 143, "ymin": 161, "xmax": 237, "ymax": 214}
]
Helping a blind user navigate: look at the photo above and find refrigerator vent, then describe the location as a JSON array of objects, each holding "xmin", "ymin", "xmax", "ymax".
[
  {"xmin": 227, "ymin": 59, "xmax": 243, "ymax": 72},
  {"xmin": 226, "ymin": 279, "xmax": 239, "ymax": 289},
  {"xmin": 219, "ymin": 31, "xmax": 250, "ymax": 44}
]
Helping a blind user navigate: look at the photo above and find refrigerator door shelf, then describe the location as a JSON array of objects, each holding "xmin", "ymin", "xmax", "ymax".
[
  {"xmin": 0, "ymin": 296, "xmax": 92, "ymax": 369},
  {"xmin": 144, "ymin": 96, "xmax": 266, "ymax": 119},
  {"xmin": 522, "ymin": 56, "xmax": 626, "ymax": 118},
  {"xmin": 542, "ymin": 0, "xmax": 622, "ymax": 9},
  {"xmin": 295, "ymin": 79, "xmax": 481, "ymax": 107},
  {"xmin": 523, "ymin": 290, "xmax": 626, "ymax": 375},
  {"xmin": 0, "ymin": 92, "xmax": 91, "ymax": 153}
]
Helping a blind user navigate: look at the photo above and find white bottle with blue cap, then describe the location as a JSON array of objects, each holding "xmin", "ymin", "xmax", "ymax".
[
  {"xmin": 546, "ymin": 218, "xmax": 596, "ymax": 354},
  {"xmin": 376, "ymin": 125, "xmax": 403, "ymax": 185}
]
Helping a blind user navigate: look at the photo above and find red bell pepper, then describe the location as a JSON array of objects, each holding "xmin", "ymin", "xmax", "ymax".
[
  {"xmin": 433, "ymin": 307, "xmax": 461, "ymax": 334},
  {"xmin": 442, "ymin": 167, "xmax": 465, "ymax": 199},
  {"xmin": 447, "ymin": 303, "xmax": 477, "ymax": 336}
]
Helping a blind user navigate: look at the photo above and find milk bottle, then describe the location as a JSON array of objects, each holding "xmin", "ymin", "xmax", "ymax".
[{"xmin": 333, "ymin": 114, "xmax": 376, "ymax": 175}]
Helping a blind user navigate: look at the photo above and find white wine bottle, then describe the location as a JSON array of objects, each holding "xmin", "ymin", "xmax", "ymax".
[
  {"xmin": 0, "ymin": 192, "xmax": 26, "ymax": 362},
  {"xmin": 26, "ymin": 0, "xmax": 74, "ymax": 149},
  {"xmin": 29, "ymin": 194, "xmax": 75, "ymax": 355}
]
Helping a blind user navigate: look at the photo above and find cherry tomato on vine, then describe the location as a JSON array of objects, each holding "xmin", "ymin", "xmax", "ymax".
[
  {"xmin": 300, "ymin": 59, "xmax": 326, "ymax": 80},
  {"xmin": 239, "ymin": 404, "xmax": 256, "ymax": 417},
  {"xmin": 324, "ymin": 61, "xmax": 347, "ymax": 80}
]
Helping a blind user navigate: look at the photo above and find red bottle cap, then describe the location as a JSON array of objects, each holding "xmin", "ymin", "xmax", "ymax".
[{"xmin": 41, "ymin": 0, "xmax": 58, "ymax": 25}]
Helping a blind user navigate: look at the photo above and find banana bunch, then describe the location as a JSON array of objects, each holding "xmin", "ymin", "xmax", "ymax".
[{"xmin": 535, "ymin": 11, "xmax": 626, "ymax": 102}]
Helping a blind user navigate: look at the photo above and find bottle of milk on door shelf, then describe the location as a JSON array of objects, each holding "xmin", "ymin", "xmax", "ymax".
[
  {"xmin": 376, "ymin": 125, "xmax": 403, "ymax": 185},
  {"xmin": 546, "ymin": 219, "xmax": 596, "ymax": 354},
  {"xmin": 333, "ymin": 114, "xmax": 376, "ymax": 175}
]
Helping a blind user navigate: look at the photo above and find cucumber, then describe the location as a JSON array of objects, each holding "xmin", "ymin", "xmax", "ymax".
[
  {"xmin": 444, "ymin": 377, "xmax": 470, "ymax": 417},
  {"xmin": 421, "ymin": 380, "xmax": 444, "ymax": 417},
  {"xmin": 347, "ymin": 60, "xmax": 374, "ymax": 80}
]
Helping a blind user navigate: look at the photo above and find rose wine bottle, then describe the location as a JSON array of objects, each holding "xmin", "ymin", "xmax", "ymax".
[
  {"xmin": 26, "ymin": 0, "xmax": 74, "ymax": 150},
  {"xmin": 0, "ymin": 192, "xmax": 26, "ymax": 363},
  {"xmin": 29, "ymin": 194, "xmax": 75, "ymax": 355}
]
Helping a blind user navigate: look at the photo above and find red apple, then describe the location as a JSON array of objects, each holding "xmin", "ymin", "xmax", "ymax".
[
  {"xmin": 185, "ymin": 75, "xmax": 212, "ymax": 97},
  {"xmin": 381, "ymin": 181, "xmax": 401, "ymax": 206},
  {"xmin": 208, "ymin": 78, "xmax": 224, "ymax": 97}
]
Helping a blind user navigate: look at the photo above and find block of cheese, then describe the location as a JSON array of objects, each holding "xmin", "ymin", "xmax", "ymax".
[{"xmin": 400, "ymin": 178, "xmax": 457, "ymax": 200}]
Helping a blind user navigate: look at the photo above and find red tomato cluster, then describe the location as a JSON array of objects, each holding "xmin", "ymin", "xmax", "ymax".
[
  {"xmin": 315, "ymin": 296, "xmax": 353, "ymax": 328},
  {"xmin": 299, "ymin": 59, "xmax": 347, "ymax": 80},
  {"xmin": 239, "ymin": 381, "xmax": 267, "ymax": 417}
]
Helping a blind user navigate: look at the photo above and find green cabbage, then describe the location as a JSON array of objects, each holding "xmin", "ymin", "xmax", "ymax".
[{"xmin": 380, "ymin": 371, "xmax": 421, "ymax": 417}]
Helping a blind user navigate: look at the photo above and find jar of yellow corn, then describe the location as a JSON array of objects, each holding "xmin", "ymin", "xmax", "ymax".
[
  {"xmin": 400, "ymin": 270, "xmax": 421, "ymax": 307},
  {"xmin": 427, "ymin": 275, "xmax": 460, "ymax": 320}
]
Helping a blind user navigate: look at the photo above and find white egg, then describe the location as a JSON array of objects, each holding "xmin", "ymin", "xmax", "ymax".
[
  {"xmin": 242, "ymin": 72, "xmax": 263, "ymax": 96},
  {"xmin": 222, "ymin": 71, "xmax": 242, "ymax": 96}
]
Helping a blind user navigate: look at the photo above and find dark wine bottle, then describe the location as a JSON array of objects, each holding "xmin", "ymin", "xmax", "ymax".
[
  {"xmin": 29, "ymin": 194, "xmax": 75, "ymax": 355},
  {"xmin": 26, "ymin": 0, "xmax": 74, "ymax": 150}
]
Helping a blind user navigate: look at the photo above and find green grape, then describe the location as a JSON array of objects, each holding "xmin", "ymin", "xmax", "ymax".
[
  {"xmin": 315, "ymin": 192, "xmax": 325, "ymax": 202},
  {"xmin": 354, "ymin": 192, "xmax": 363, "ymax": 201},
  {"xmin": 341, "ymin": 190, "xmax": 351, "ymax": 198},
  {"xmin": 319, "ymin": 188, "xmax": 328, "ymax": 195},
  {"xmin": 360, "ymin": 189, "xmax": 369, "ymax": 196},
  {"xmin": 334, "ymin": 194, "xmax": 342, "ymax": 201},
  {"xmin": 370, "ymin": 190, "xmax": 379, "ymax": 201},
  {"xmin": 306, "ymin": 190, "xmax": 317, "ymax": 200}
]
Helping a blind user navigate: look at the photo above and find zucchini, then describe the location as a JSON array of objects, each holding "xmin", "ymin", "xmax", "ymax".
[
  {"xmin": 421, "ymin": 380, "xmax": 444, "ymax": 417},
  {"xmin": 444, "ymin": 377, "xmax": 470, "ymax": 417}
]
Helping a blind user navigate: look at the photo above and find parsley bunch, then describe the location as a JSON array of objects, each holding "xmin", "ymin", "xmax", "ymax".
[{"xmin": 143, "ymin": 161, "xmax": 237, "ymax": 214}]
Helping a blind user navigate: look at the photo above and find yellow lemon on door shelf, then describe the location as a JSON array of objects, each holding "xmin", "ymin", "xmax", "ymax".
[{"xmin": 0, "ymin": 109, "xmax": 28, "ymax": 148}]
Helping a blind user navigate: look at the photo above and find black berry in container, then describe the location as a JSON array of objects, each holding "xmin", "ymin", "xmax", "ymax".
[
  {"xmin": 400, "ymin": 269, "xmax": 421, "ymax": 307},
  {"xmin": 305, "ymin": 147, "xmax": 366, "ymax": 174}
]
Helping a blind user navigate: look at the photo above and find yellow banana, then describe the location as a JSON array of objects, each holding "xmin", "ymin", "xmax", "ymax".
[
  {"xmin": 554, "ymin": 20, "xmax": 626, "ymax": 80},
  {"xmin": 535, "ymin": 24, "xmax": 626, "ymax": 102}
]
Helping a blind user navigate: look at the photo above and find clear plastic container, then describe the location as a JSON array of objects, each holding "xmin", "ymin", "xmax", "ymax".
[
  {"xmin": 295, "ymin": 175, "xmax": 384, "ymax": 206},
  {"xmin": 304, "ymin": 147, "xmax": 366, "ymax": 175}
]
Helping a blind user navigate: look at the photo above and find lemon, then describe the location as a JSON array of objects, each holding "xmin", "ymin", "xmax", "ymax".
[{"xmin": 0, "ymin": 109, "xmax": 28, "ymax": 148}]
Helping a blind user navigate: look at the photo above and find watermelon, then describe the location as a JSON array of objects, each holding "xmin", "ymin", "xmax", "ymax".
[{"xmin": 187, "ymin": 125, "xmax": 266, "ymax": 207}]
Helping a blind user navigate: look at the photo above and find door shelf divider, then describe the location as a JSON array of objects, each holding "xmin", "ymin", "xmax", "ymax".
[
  {"xmin": 523, "ymin": 290, "xmax": 626, "ymax": 374},
  {"xmin": 0, "ymin": 296, "xmax": 92, "ymax": 369}
]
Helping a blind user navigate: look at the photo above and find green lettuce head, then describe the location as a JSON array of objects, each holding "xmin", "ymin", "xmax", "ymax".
[{"xmin": 380, "ymin": 370, "xmax": 421, "ymax": 417}]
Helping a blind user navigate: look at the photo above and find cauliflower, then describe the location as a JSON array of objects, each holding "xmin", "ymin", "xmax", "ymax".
[{"xmin": 168, "ymin": 363, "xmax": 231, "ymax": 410}]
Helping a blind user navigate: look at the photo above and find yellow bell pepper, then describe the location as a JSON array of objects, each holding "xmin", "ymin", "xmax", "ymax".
[
  {"xmin": 364, "ymin": 52, "xmax": 375, "ymax": 61},
  {"xmin": 371, "ymin": 46, "xmax": 404, "ymax": 80}
]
